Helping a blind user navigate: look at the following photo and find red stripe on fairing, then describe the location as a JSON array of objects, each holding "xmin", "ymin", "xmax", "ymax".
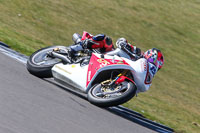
[
  {"xmin": 86, "ymin": 54, "xmax": 129, "ymax": 87},
  {"xmin": 86, "ymin": 54, "xmax": 100, "ymax": 87}
]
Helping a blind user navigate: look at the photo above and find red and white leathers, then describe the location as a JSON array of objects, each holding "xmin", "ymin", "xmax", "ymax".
[
  {"xmin": 81, "ymin": 31, "xmax": 114, "ymax": 52},
  {"xmin": 70, "ymin": 31, "xmax": 114, "ymax": 53}
]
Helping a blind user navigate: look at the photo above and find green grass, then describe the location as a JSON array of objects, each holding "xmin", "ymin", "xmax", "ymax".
[{"xmin": 0, "ymin": 0, "xmax": 200, "ymax": 132}]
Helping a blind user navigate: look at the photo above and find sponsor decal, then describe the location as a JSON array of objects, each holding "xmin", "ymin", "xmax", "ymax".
[
  {"xmin": 117, "ymin": 61, "xmax": 124, "ymax": 64},
  {"xmin": 71, "ymin": 65, "xmax": 76, "ymax": 68},
  {"xmin": 55, "ymin": 65, "xmax": 72, "ymax": 74},
  {"xmin": 141, "ymin": 61, "xmax": 147, "ymax": 71},
  {"xmin": 144, "ymin": 62, "xmax": 147, "ymax": 71}
]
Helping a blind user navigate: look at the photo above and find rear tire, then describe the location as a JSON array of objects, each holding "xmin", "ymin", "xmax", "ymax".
[
  {"xmin": 27, "ymin": 46, "xmax": 66, "ymax": 78},
  {"xmin": 87, "ymin": 81, "xmax": 137, "ymax": 107}
]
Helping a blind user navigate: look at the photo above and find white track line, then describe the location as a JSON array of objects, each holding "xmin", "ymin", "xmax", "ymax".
[{"xmin": 0, "ymin": 45, "xmax": 28, "ymax": 64}]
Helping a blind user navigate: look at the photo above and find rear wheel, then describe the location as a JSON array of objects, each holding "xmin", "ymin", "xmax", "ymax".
[
  {"xmin": 27, "ymin": 46, "xmax": 67, "ymax": 78},
  {"xmin": 87, "ymin": 80, "xmax": 137, "ymax": 107}
]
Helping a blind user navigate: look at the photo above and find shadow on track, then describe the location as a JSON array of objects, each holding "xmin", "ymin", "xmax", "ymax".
[{"xmin": 43, "ymin": 78, "xmax": 174, "ymax": 133}]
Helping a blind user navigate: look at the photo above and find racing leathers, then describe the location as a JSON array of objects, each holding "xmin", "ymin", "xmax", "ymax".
[{"xmin": 68, "ymin": 31, "xmax": 114, "ymax": 59}]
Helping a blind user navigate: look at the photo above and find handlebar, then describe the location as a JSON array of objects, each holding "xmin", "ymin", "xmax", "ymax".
[{"xmin": 122, "ymin": 46, "xmax": 141, "ymax": 60}]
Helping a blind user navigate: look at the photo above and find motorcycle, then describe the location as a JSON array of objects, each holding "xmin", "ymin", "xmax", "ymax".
[{"xmin": 27, "ymin": 33, "xmax": 153, "ymax": 107}]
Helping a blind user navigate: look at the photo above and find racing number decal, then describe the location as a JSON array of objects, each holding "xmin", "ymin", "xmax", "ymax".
[
  {"xmin": 97, "ymin": 59, "xmax": 110, "ymax": 66},
  {"xmin": 150, "ymin": 65, "xmax": 156, "ymax": 76}
]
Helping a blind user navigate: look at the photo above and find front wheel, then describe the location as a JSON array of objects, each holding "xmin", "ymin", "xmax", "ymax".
[
  {"xmin": 27, "ymin": 46, "xmax": 67, "ymax": 78},
  {"xmin": 87, "ymin": 81, "xmax": 137, "ymax": 107}
]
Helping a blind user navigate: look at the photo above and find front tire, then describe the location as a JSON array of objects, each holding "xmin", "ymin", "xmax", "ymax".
[
  {"xmin": 87, "ymin": 81, "xmax": 137, "ymax": 107},
  {"xmin": 27, "ymin": 46, "xmax": 66, "ymax": 78}
]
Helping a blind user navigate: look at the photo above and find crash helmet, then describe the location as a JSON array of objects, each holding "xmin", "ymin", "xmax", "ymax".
[{"xmin": 144, "ymin": 48, "xmax": 164, "ymax": 70}]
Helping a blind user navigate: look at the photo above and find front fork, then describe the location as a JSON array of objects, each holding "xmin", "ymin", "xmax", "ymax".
[
  {"xmin": 111, "ymin": 70, "xmax": 135, "ymax": 86},
  {"xmin": 99, "ymin": 70, "xmax": 135, "ymax": 95},
  {"xmin": 108, "ymin": 70, "xmax": 129, "ymax": 86}
]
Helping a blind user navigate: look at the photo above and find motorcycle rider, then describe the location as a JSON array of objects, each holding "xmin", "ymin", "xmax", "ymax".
[{"xmin": 68, "ymin": 31, "xmax": 114, "ymax": 60}]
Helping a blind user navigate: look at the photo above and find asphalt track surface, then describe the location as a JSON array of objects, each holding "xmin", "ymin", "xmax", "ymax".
[{"xmin": 0, "ymin": 46, "xmax": 173, "ymax": 133}]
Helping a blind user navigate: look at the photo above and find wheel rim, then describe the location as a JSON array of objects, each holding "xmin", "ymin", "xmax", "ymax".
[
  {"xmin": 32, "ymin": 47, "xmax": 61, "ymax": 66},
  {"xmin": 92, "ymin": 81, "xmax": 130, "ymax": 99}
]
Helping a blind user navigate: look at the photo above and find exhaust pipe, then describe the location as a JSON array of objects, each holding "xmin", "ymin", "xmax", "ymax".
[{"xmin": 51, "ymin": 51, "xmax": 71, "ymax": 64}]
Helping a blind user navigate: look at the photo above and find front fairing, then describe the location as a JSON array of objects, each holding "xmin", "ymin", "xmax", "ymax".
[
  {"xmin": 124, "ymin": 58, "xmax": 154, "ymax": 93},
  {"xmin": 88, "ymin": 54, "xmax": 153, "ymax": 93}
]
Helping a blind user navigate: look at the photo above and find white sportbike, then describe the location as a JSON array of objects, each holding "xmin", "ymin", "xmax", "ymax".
[{"xmin": 27, "ymin": 46, "xmax": 153, "ymax": 107}]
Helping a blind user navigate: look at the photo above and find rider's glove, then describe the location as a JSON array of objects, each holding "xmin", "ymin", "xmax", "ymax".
[
  {"xmin": 81, "ymin": 39, "xmax": 96, "ymax": 49},
  {"xmin": 116, "ymin": 38, "xmax": 128, "ymax": 49}
]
